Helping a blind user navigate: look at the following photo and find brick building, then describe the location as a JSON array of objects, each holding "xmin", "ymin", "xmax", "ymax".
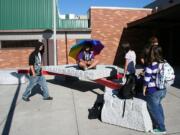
[
  {"xmin": 0, "ymin": 0, "xmax": 90, "ymax": 68},
  {"xmin": 0, "ymin": 0, "xmax": 179, "ymax": 68},
  {"xmin": 57, "ymin": 7, "xmax": 152, "ymax": 66},
  {"xmin": 89, "ymin": 7, "xmax": 151, "ymax": 65}
]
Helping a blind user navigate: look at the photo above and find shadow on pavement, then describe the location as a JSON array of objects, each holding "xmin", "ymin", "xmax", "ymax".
[
  {"xmin": 2, "ymin": 72, "xmax": 22, "ymax": 135},
  {"xmin": 47, "ymin": 76, "xmax": 104, "ymax": 93},
  {"xmin": 47, "ymin": 76, "xmax": 105, "ymax": 122},
  {"xmin": 88, "ymin": 94, "xmax": 104, "ymax": 121}
]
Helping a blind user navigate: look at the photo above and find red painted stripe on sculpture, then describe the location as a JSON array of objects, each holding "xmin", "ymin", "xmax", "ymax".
[
  {"xmin": 94, "ymin": 78, "xmax": 122, "ymax": 89},
  {"xmin": 18, "ymin": 69, "xmax": 122, "ymax": 89}
]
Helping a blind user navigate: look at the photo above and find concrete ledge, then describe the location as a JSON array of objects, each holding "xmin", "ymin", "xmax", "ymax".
[
  {"xmin": 43, "ymin": 64, "xmax": 123, "ymax": 80},
  {"xmin": 0, "ymin": 70, "xmax": 27, "ymax": 85},
  {"xmin": 101, "ymin": 89, "xmax": 153, "ymax": 132}
]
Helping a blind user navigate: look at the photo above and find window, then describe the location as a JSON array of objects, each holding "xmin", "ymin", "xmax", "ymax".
[{"xmin": 1, "ymin": 40, "xmax": 39, "ymax": 49}]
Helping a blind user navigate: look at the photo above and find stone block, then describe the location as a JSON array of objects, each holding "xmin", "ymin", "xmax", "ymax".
[
  {"xmin": 101, "ymin": 93, "xmax": 153, "ymax": 132},
  {"xmin": 43, "ymin": 64, "xmax": 121, "ymax": 81}
]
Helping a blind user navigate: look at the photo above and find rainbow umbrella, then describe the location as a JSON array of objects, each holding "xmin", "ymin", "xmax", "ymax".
[{"xmin": 69, "ymin": 39, "xmax": 104, "ymax": 60}]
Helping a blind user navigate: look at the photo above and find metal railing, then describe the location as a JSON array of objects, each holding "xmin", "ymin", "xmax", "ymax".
[{"xmin": 58, "ymin": 19, "xmax": 89, "ymax": 29}]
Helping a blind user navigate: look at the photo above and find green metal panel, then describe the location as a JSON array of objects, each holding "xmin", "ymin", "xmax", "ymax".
[
  {"xmin": 0, "ymin": 0, "xmax": 53, "ymax": 30},
  {"xmin": 58, "ymin": 19, "xmax": 89, "ymax": 29}
]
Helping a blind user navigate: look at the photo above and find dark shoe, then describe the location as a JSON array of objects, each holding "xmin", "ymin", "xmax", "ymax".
[
  {"xmin": 43, "ymin": 96, "xmax": 53, "ymax": 100},
  {"xmin": 22, "ymin": 97, "xmax": 30, "ymax": 102}
]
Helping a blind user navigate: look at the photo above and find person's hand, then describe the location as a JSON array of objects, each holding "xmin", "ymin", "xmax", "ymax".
[
  {"xmin": 139, "ymin": 71, "xmax": 144, "ymax": 76},
  {"xmin": 143, "ymin": 87, "xmax": 147, "ymax": 96},
  {"xmin": 87, "ymin": 61, "xmax": 92, "ymax": 65}
]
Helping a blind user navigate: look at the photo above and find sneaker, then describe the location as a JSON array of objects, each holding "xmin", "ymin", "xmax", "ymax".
[
  {"xmin": 152, "ymin": 129, "xmax": 167, "ymax": 134},
  {"xmin": 84, "ymin": 67, "xmax": 88, "ymax": 71},
  {"xmin": 43, "ymin": 96, "xmax": 53, "ymax": 100},
  {"xmin": 22, "ymin": 97, "xmax": 30, "ymax": 102}
]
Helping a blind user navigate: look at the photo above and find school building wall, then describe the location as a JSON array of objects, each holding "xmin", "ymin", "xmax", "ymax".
[
  {"xmin": 56, "ymin": 32, "xmax": 91, "ymax": 65},
  {"xmin": 0, "ymin": 31, "xmax": 91, "ymax": 68},
  {"xmin": 0, "ymin": 33, "xmax": 45, "ymax": 68},
  {"xmin": 0, "ymin": 7, "xmax": 152, "ymax": 68},
  {"xmin": 57, "ymin": 39, "xmax": 76, "ymax": 64},
  {"xmin": 89, "ymin": 7, "xmax": 152, "ymax": 65},
  {"xmin": 0, "ymin": 48, "xmax": 33, "ymax": 68}
]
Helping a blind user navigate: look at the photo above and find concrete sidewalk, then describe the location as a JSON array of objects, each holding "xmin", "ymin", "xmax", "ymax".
[{"xmin": 0, "ymin": 76, "xmax": 180, "ymax": 135}]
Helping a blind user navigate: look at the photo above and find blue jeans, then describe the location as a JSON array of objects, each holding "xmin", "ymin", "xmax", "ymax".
[
  {"xmin": 146, "ymin": 89, "xmax": 166, "ymax": 131},
  {"xmin": 23, "ymin": 76, "xmax": 50, "ymax": 99}
]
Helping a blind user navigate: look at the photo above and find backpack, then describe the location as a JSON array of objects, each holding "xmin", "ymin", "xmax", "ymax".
[
  {"xmin": 156, "ymin": 61, "xmax": 175, "ymax": 89},
  {"xmin": 117, "ymin": 74, "xmax": 136, "ymax": 117},
  {"xmin": 119, "ymin": 74, "xmax": 136, "ymax": 99}
]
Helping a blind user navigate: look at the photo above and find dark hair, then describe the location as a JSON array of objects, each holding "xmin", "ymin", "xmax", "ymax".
[
  {"xmin": 85, "ymin": 43, "xmax": 92, "ymax": 48},
  {"xmin": 147, "ymin": 45, "xmax": 163, "ymax": 65},
  {"xmin": 83, "ymin": 43, "xmax": 92, "ymax": 51},
  {"xmin": 34, "ymin": 42, "xmax": 44, "ymax": 54},
  {"xmin": 121, "ymin": 42, "xmax": 131, "ymax": 54},
  {"xmin": 149, "ymin": 36, "xmax": 159, "ymax": 45}
]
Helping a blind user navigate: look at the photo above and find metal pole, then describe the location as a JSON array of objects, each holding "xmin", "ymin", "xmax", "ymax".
[
  {"xmin": 53, "ymin": 0, "xmax": 57, "ymax": 65},
  {"xmin": 65, "ymin": 32, "xmax": 69, "ymax": 64}
]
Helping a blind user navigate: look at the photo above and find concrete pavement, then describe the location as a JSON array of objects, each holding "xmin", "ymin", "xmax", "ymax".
[{"xmin": 0, "ymin": 76, "xmax": 180, "ymax": 135}]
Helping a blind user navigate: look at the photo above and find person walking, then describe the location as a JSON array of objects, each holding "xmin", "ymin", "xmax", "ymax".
[
  {"xmin": 22, "ymin": 42, "xmax": 53, "ymax": 101},
  {"xmin": 143, "ymin": 45, "xmax": 167, "ymax": 134}
]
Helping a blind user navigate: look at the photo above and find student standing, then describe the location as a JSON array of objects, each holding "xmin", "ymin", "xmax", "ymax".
[
  {"xmin": 121, "ymin": 42, "xmax": 136, "ymax": 77},
  {"xmin": 143, "ymin": 45, "xmax": 166, "ymax": 134},
  {"xmin": 140, "ymin": 36, "xmax": 159, "ymax": 66}
]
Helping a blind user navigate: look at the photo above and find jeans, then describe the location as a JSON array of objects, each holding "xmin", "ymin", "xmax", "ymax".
[
  {"xmin": 146, "ymin": 89, "xmax": 166, "ymax": 131},
  {"xmin": 23, "ymin": 75, "xmax": 50, "ymax": 99}
]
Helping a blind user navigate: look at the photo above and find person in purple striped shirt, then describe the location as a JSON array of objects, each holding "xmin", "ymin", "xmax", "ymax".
[{"xmin": 143, "ymin": 45, "xmax": 167, "ymax": 134}]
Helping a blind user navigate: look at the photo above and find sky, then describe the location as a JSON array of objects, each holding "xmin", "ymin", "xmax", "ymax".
[{"xmin": 58, "ymin": 0, "xmax": 153, "ymax": 15}]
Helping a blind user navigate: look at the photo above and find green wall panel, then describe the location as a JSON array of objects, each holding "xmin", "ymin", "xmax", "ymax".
[{"xmin": 0, "ymin": 0, "xmax": 53, "ymax": 30}]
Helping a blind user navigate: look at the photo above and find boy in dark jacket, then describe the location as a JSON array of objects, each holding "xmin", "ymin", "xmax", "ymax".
[{"xmin": 22, "ymin": 42, "xmax": 53, "ymax": 101}]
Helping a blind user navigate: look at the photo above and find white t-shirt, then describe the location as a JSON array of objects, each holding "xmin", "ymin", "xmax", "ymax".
[
  {"xmin": 38, "ymin": 52, "xmax": 42, "ymax": 64},
  {"xmin": 125, "ymin": 50, "xmax": 136, "ymax": 74}
]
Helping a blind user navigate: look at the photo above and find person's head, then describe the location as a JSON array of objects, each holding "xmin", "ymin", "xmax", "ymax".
[
  {"xmin": 121, "ymin": 42, "xmax": 131, "ymax": 54},
  {"xmin": 147, "ymin": 45, "xmax": 163, "ymax": 64},
  {"xmin": 84, "ymin": 43, "xmax": 92, "ymax": 52},
  {"xmin": 149, "ymin": 36, "xmax": 159, "ymax": 46},
  {"xmin": 34, "ymin": 42, "xmax": 44, "ymax": 54}
]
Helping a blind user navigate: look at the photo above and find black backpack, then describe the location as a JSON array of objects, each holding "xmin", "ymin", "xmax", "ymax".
[
  {"xmin": 119, "ymin": 74, "xmax": 136, "ymax": 99},
  {"xmin": 118, "ymin": 74, "xmax": 136, "ymax": 117}
]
